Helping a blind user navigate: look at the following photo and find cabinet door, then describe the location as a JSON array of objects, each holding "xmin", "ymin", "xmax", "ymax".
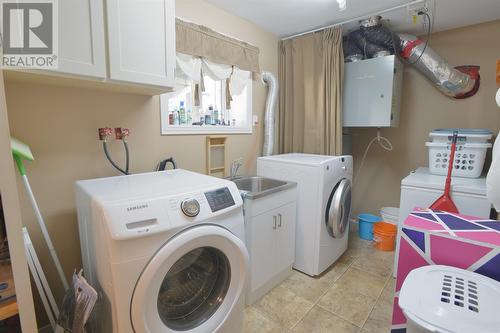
[
  {"xmin": 58, "ymin": 0, "xmax": 106, "ymax": 78},
  {"xmin": 106, "ymin": 0, "xmax": 175, "ymax": 87},
  {"xmin": 248, "ymin": 210, "xmax": 276, "ymax": 291},
  {"xmin": 276, "ymin": 202, "xmax": 296, "ymax": 270}
]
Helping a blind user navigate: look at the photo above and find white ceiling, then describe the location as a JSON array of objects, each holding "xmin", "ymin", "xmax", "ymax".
[{"xmin": 205, "ymin": 0, "xmax": 500, "ymax": 38}]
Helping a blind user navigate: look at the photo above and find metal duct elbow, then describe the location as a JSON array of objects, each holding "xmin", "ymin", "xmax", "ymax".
[
  {"xmin": 398, "ymin": 33, "xmax": 480, "ymax": 99},
  {"xmin": 262, "ymin": 71, "xmax": 278, "ymax": 156}
]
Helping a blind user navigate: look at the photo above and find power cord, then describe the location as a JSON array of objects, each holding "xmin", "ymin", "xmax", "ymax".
[
  {"xmin": 354, "ymin": 128, "xmax": 393, "ymax": 184},
  {"xmin": 405, "ymin": 10, "xmax": 432, "ymax": 65}
]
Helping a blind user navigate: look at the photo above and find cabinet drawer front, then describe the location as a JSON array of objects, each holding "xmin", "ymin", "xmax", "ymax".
[
  {"xmin": 107, "ymin": 0, "xmax": 175, "ymax": 87},
  {"xmin": 246, "ymin": 188, "xmax": 297, "ymax": 217}
]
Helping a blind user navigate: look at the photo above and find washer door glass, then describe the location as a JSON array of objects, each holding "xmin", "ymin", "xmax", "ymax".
[
  {"xmin": 157, "ymin": 247, "xmax": 231, "ymax": 331},
  {"xmin": 130, "ymin": 225, "xmax": 248, "ymax": 333},
  {"xmin": 325, "ymin": 179, "xmax": 352, "ymax": 238}
]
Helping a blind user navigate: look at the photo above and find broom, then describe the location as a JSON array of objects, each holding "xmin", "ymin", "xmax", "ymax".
[
  {"xmin": 429, "ymin": 131, "xmax": 460, "ymax": 213},
  {"xmin": 13, "ymin": 138, "xmax": 98, "ymax": 332},
  {"xmin": 11, "ymin": 137, "xmax": 69, "ymax": 290}
]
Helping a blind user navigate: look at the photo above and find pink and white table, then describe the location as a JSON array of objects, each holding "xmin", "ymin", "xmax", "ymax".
[{"xmin": 391, "ymin": 208, "xmax": 500, "ymax": 333}]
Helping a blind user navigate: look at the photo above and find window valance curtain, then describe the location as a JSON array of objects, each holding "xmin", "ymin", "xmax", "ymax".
[
  {"xmin": 175, "ymin": 52, "xmax": 251, "ymax": 107},
  {"xmin": 176, "ymin": 18, "xmax": 260, "ymax": 74}
]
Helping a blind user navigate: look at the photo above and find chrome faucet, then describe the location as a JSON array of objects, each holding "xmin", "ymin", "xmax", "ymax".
[{"xmin": 230, "ymin": 158, "xmax": 243, "ymax": 178}]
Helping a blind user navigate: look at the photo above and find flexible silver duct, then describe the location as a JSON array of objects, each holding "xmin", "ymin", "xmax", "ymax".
[
  {"xmin": 261, "ymin": 71, "xmax": 278, "ymax": 156},
  {"xmin": 345, "ymin": 17, "xmax": 480, "ymax": 99},
  {"xmin": 398, "ymin": 33, "xmax": 480, "ymax": 98}
]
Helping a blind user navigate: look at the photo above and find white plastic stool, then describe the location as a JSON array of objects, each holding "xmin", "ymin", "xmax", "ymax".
[{"xmin": 399, "ymin": 265, "xmax": 500, "ymax": 333}]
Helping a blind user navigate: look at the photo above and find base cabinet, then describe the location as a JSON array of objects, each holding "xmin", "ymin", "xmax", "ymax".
[{"xmin": 244, "ymin": 188, "xmax": 297, "ymax": 305}]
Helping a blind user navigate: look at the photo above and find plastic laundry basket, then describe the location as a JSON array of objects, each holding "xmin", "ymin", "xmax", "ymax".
[
  {"xmin": 426, "ymin": 128, "xmax": 493, "ymax": 178},
  {"xmin": 399, "ymin": 265, "xmax": 500, "ymax": 333}
]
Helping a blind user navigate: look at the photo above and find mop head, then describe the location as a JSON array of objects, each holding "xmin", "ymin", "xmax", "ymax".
[{"xmin": 11, "ymin": 137, "xmax": 34, "ymax": 161}]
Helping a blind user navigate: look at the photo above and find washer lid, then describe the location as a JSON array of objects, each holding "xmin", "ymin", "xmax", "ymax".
[
  {"xmin": 399, "ymin": 265, "xmax": 500, "ymax": 333},
  {"xmin": 258, "ymin": 153, "xmax": 340, "ymax": 166},
  {"xmin": 401, "ymin": 167, "xmax": 487, "ymax": 196},
  {"xmin": 131, "ymin": 225, "xmax": 248, "ymax": 333}
]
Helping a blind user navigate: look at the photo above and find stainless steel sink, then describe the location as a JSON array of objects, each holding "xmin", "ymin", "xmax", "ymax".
[{"xmin": 229, "ymin": 176, "xmax": 296, "ymax": 200}]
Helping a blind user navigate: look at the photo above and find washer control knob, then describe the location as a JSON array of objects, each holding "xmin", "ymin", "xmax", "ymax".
[
  {"xmin": 341, "ymin": 166, "xmax": 347, "ymax": 171},
  {"xmin": 181, "ymin": 198, "xmax": 200, "ymax": 217}
]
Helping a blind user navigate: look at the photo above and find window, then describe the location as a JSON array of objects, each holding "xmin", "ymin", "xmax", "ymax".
[{"xmin": 160, "ymin": 57, "xmax": 253, "ymax": 135}]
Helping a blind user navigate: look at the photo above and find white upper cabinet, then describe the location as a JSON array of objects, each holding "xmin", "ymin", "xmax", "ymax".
[
  {"xmin": 57, "ymin": 0, "xmax": 106, "ymax": 78},
  {"xmin": 106, "ymin": 0, "xmax": 175, "ymax": 88}
]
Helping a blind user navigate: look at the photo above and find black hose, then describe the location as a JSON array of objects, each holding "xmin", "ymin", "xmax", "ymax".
[
  {"xmin": 103, "ymin": 141, "xmax": 129, "ymax": 175},
  {"xmin": 124, "ymin": 141, "xmax": 130, "ymax": 174}
]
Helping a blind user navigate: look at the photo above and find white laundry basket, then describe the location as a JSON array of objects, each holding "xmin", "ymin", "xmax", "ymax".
[
  {"xmin": 399, "ymin": 265, "xmax": 500, "ymax": 333},
  {"xmin": 426, "ymin": 129, "xmax": 493, "ymax": 178}
]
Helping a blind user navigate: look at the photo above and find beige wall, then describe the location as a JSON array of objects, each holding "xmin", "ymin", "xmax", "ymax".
[
  {"xmin": 351, "ymin": 19, "xmax": 500, "ymax": 218},
  {"xmin": 5, "ymin": 0, "xmax": 278, "ymax": 324}
]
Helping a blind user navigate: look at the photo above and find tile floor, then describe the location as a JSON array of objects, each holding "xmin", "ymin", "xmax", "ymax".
[{"xmin": 244, "ymin": 227, "xmax": 396, "ymax": 333}]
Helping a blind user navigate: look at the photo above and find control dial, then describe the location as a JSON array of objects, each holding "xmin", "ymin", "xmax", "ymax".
[{"xmin": 181, "ymin": 198, "xmax": 200, "ymax": 217}]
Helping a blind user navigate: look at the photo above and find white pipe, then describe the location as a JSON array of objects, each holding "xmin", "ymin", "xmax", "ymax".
[
  {"xmin": 261, "ymin": 71, "xmax": 279, "ymax": 156},
  {"xmin": 281, "ymin": 0, "xmax": 426, "ymax": 40},
  {"xmin": 22, "ymin": 175, "xmax": 69, "ymax": 290}
]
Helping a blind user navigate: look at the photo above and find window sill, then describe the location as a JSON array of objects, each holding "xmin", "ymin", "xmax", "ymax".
[{"xmin": 161, "ymin": 125, "xmax": 253, "ymax": 135}]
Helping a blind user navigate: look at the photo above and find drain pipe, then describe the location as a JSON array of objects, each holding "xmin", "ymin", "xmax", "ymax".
[{"xmin": 262, "ymin": 72, "xmax": 279, "ymax": 156}]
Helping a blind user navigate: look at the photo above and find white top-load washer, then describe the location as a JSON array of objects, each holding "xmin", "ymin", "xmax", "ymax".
[
  {"xmin": 257, "ymin": 154, "xmax": 353, "ymax": 276},
  {"xmin": 75, "ymin": 169, "xmax": 249, "ymax": 333}
]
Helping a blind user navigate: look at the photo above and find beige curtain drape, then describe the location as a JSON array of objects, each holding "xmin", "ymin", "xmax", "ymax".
[
  {"xmin": 176, "ymin": 18, "xmax": 260, "ymax": 73},
  {"xmin": 278, "ymin": 26, "xmax": 343, "ymax": 155}
]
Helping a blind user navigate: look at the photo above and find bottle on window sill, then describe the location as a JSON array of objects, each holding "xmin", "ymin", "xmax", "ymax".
[
  {"xmin": 173, "ymin": 108, "xmax": 180, "ymax": 125},
  {"xmin": 179, "ymin": 101, "xmax": 186, "ymax": 125},
  {"xmin": 213, "ymin": 108, "xmax": 219, "ymax": 125},
  {"xmin": 168, "ymin": 112, "xmax": 174, "ymax": 125}
]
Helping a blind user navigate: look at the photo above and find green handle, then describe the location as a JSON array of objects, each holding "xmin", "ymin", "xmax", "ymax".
[{"xmin": 13, "ymin": 154, "xmax": 27, "ymax": 176}]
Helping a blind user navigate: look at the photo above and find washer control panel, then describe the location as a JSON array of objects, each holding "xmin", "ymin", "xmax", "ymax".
[{"xmin": 204, "ymin": 187, "xmax": 235, "ymax": 212}]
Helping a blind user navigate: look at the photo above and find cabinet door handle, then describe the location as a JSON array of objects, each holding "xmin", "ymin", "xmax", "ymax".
[
  {"xmin": 278, "ymin": 213, "xmax": 282, "ymax": 227},
  {"xmin": 273, "ymin": 215, "xmax": 277, "ymax": 230}
]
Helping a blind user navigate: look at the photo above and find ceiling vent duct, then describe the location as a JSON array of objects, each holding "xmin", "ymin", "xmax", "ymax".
[{"xmin": 344, "ymin": 17, "xmax": 480, "ymax": 99}]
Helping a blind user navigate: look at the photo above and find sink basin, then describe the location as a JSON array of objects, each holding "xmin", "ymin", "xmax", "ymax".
[{"xmin": 229, "ymin": 176, "xmax": 296, "ymax": 200}]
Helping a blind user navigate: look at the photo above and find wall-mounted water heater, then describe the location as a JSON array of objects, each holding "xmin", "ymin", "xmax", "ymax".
[{"xmin": 342, "ymin": 55, "xmax": 403, "ymax": 127}]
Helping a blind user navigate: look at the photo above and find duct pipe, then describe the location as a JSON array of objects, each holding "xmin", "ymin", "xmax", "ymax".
[
  {"xmin": 261, "ymin": 71, "xmax": 278, "ymax": 156},
  {"xmin": 398, "ymin": 34, "xmax": 480, "ymax": 98},
  {"xmin": 349, "ymin": 20, "xmax": 480, "ymax": 99}
]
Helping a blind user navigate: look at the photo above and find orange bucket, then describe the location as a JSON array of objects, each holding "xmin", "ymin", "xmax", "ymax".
[{"xmin": 373, "ymin": 222, "xmax": 397, "ymax": 251}]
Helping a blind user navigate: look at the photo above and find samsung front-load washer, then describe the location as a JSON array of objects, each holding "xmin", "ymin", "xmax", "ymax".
[
  {"xmin": 257, "ymin": 154, "xmax": 353, "ymax": 276},
  {"xmin": 75, "ymin": 169, "xmax": 249, "ymax": 333}
]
